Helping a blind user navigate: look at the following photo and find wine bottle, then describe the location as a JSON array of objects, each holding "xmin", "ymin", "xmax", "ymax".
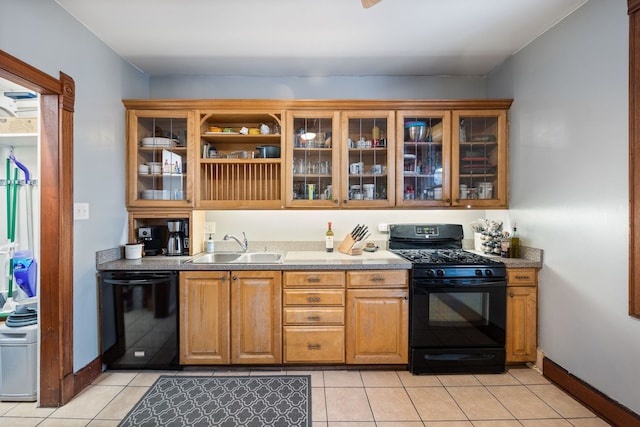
[
  {"xmin": 325, "ymin": 222, "xmax": 334, "ymax": 252},
  {"xmin": 509, "ymin": 224, "xmax": 520, "ymax": 258}
]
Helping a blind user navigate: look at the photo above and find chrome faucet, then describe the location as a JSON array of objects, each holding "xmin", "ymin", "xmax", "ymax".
[{"xmin": 223, "ymin": 232, "xmax": 248, "ymax": 252}]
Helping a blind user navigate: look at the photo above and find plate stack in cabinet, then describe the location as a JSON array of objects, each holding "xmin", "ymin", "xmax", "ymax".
[
  {"xmin": 282, "ymin": 272, "xmax": 345, "ymax": 363},
  {"xmin": 197, "ymin": 111, "xmax": 284, "ymax": 209},
  {"xmin": 127, "ymin": 110, "xmax": 194, "ymax": 208},
  {"xmin": 341, "ymin": 111, "xmax": 395, "ymax": 208},
  {"xmin": 396, "ymin": 111, "xmax": 451, "ymax": 207},
  {"xmin": 285, "ymin": 111, "xmax": 341, "ymax": 207}
]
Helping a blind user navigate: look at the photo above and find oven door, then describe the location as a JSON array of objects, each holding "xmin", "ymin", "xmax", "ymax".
[{"xmin": 410, "ymin": 278, "xmax": 506, "ymax": 374}]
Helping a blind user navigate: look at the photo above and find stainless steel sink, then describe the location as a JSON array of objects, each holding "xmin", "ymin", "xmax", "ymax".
[
  {"xmin": 233, "ymin": 252, "xmax": 283, "ymax": 263},
  {"xmin": 189, "ymin": 252, "xmax": 283, "ymax": 264}
]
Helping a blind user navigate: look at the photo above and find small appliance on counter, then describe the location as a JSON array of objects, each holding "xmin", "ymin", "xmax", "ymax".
[
  {"xmin": 166, "ymin": 219, "xmax": 189, "ymax": 256},
  {"xmin": 138, "ymin": 226, "xmax": 163, "ymax": 256}
]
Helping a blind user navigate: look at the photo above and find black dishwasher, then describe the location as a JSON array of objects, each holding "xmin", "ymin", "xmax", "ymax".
[{"xmin": 99, "ymin": 271, "xmax": 179, "ymax": 369}]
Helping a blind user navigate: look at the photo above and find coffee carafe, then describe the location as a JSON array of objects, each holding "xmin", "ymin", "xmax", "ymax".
[{"xmin": 166, "ymin": 219, "xmax": 184, "ymax": 256}]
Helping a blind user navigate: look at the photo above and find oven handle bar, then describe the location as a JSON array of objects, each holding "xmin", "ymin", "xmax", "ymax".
[
  {"xmin": 423, "ymin": 353, "xmax": 496, "ymax": 361},
  {"xmin": 102, "ymin": 278, "xmax": 169, "ymax": 286},
  {"xmin": 412, "ymin": 280, "xmax": 506, "ymax": 287}
]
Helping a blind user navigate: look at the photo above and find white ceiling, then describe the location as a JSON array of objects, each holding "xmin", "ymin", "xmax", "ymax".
[{"xmin": 55, "ymin": 0, "xmax": 587, "ymax": 77}]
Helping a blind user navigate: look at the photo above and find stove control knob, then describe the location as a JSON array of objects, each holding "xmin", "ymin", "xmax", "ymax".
[
  {"xmin": 437, "ymin": 269, "xmax": 445, "ymax": 277},
  {"xmin": 485, "ymin": 269, "xmax": 493, "ymax": 277},
  {"xmin": 475, "ymin": 269, "xmax": 483, "ymax": 277},
  {"xmin": 427, "ymin": 269, "xmax": 436, "ymax": 277}
]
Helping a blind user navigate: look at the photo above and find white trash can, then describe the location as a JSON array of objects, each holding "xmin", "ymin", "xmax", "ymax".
[{"xmin": 0, "ymin": 323, "xmax": 37, "ymax": 401}]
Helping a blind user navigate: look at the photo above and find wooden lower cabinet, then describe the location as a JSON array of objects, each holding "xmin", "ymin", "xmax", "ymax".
[
  {"xmin": 181, "ymin": 268, "xmax": 409, "ymax": 366},
  {"xmin": 180, "ymin": 270, "xmax": 282, "ymax": 365},
  {"xmin": 506, "ymin": 268, "xmax": 538, "ymax": 363},
  {"xmin": 231, "ymin": 270, "xmax": 282, "ymax": 364},
  {"xmin": 283, "ymin": 326, "xmax": 345, "ymax": 363},
  {"xmin": 346, "ymin": 274, "xmax": 408, "ymax": 364},
  {"xmin": 179, "ymin": 271, "xmax": 230, "ymax": 364},
  {"xmin": 282, "ymin": 271, "xmax": 345, "ymax": 364}
]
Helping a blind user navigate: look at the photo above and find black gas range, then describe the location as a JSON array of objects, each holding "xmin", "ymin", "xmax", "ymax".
[{"xmin": 389, "ymin": 224, "xmax": 507, "ymax": 374}]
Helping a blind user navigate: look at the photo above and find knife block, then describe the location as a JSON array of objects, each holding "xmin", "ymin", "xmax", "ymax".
[{"xmin": 338, "ymin": 234, "xmax": 363, "ymax": 256}]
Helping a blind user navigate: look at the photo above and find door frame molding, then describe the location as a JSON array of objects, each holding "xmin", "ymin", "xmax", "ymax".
[
  {"xmin": 629, "ymin": 0, "xmax": 640, "ymax": 317},
  {"xmin": 0, "ymin": 49, "xmax": 75, "ymax": 406}
]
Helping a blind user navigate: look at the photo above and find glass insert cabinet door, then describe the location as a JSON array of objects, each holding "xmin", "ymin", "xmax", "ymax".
[
  {"xmin": 396, "ymin": 111, "xmax": 451, "ymax": 206},
  {"xmin": 452, "ymin": 110, "xmax": 508, "ymax": 207},
  {"xmin": 285, "ymin": 111, "xmax": 340, "ymax": 207},
  {"xmin": 340, "ymin": 111, "xmax": 395, "ymax": 207},
  {"xmin": 127, "ymin": 110, "xmax": 194, "ymax": 207}
]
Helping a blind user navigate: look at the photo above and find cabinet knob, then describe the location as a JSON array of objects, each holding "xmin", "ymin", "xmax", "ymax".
[
  {"xmin": 232, "ymin": 276, "xmax": 237, "ymax": 281},
  {"xmin": 509, "ymin": 292, "xmax": 514, "ymax": 297}
]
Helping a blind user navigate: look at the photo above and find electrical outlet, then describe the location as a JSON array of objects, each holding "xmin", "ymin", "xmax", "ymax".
[
  {"xmin": 74, "ymin": 203, "xmax": 89, "ymax": 220},
  {"xmin": 378, "ymin": 223, "xmax": 388, "ymax": 232},
  {"xmin": 204, "ymin": 221, "xmax": 216, "ymax": 234}
]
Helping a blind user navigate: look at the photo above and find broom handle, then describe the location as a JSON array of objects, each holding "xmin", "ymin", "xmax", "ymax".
[
  {"xmin": 5, "ymin": 158, "xmax": 10, "ymax": 242},
  {"xmin": 10, "ymin": 167, "xmax": 18, "ymax": 243}
]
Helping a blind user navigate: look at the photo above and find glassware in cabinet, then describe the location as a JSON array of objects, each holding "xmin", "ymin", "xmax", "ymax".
[
  {"xmin": 127, "ymin": 110, "xmax": 194, "ymax": 207},
  {"xmin": 341, "ymin": 111, "xmax": 395, "ymax": 208},
  {"xmin": 452, "ymin": 110, "xmax": 508, "ymax": 207},
  {"xmin": 285, "ymin": 111, "xmax": 340, "ymax": 207},
  {"xmin": 396, "ymin": 111, "xmax": 451, "ymax": 206}
]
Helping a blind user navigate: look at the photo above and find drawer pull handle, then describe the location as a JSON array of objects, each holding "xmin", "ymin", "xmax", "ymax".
[
  {"xmin": 371, "ymin": 276, "xmax": 385, "ymax": 282},
  {"xmin": 307, "ymin": 277, "xmax": 321, "ymax": 283},
  {"xmin": 308, "ymin": 344, "xmax": 321, "ymax": 350},
  {"xmin": 307, "ymin": 296, "xmax": 321, "ymax": 303},
  {"xmin": 307, "ymin": 315, "xmax": 321, "ymax": 321},
  {"xmin": 514, "ymin": 275, "xmax": 530, "ymax": 280}
]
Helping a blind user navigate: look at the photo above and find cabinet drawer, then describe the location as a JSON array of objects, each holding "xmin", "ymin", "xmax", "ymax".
[
  {"xmin": 283, "ymin": 307, "xmax": 344, "ymax": 325},
  {"xmin": 283, "ymin": 326, "xmax": 345, "ymax": 363},
  {"xmin": 507, "ymin": 268, "xmax": 537, "ymax": 286},
  {"xmin": 346, "ymin": 270, "xmax": 408, "ymax": 288},
  {"xmin": 283, "ymin": 289, "xmax": 345, "ymax": 306},
  {"xmin": 284, "ymin": 271, "xmax": 345, "ymax": 288}
]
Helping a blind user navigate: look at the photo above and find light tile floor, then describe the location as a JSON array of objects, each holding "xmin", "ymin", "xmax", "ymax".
[{"xmin": 0, "ymin": 367, "xmax": 612, "ymax": 426}]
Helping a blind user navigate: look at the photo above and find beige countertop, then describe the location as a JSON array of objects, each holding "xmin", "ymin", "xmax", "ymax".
[
  {"xmin": 96, "ymin": 245, "xmax": 542, "ymax": 272},
  {"xmin": 96, "ymin": 249, "xmax": 413, "ymax": 271}
]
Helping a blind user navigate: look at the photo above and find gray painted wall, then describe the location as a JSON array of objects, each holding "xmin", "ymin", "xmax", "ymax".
[
  {"xmin": 4, "ymin": 0, "xmax": 638, "ymax": 415},
  {"xmin": 0, "ymin": 0, "xmax": 148, "ymax": 370},
  {"xmin": 488, "ymin": 0, "xmax": 638, "ymax": 414}
]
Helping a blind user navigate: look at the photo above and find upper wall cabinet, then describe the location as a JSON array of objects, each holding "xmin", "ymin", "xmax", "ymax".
[
  {"xmin": 195, "ymin": 110, "xmax": 284, "ymax": 209},
  {"xmin": 124, "ymin": 99, "xmax": 511, "ymax": 211},
  {"xmin": 284, "ymin": 110, "xmax": 395, "ymax": 208},
  {"xmin": 126, "ymin": 110, "xmax": 195, "ymax": 208},
  {"xmin": 396, "ymin": 109, "xmax": 508, "ymax": 208},
  {"xmin": 341, "ymin": 111, "xmax": 395, "ymax": 208},
  {"xmin": 284, "ymin": 110, "xmax": 340, "ymax": 208},
  {"xmin": 451, "ymin": 110, "xmax": 508, "ymax": 208}
]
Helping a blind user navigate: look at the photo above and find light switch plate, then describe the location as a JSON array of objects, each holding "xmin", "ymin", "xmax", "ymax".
[
  {"xmin": 204, "ymin": 222, "xmax": 216, "ymax": 234},
  {"xmin": 378, "ymin": 223, "xmax": 388, "ymax": 232},
  {"xmin": 74, "ymin": 203, "xmax": 89, "ymax": 220}
]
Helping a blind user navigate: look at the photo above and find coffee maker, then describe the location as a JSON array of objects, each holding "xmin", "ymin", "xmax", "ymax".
[
  {"xmin": 166, "ymin": 219, "xmax": 185, "ymax": 256},
  {"xmin": 138, "ymin": 226, "xmax": 163, "ymax": 256}
]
